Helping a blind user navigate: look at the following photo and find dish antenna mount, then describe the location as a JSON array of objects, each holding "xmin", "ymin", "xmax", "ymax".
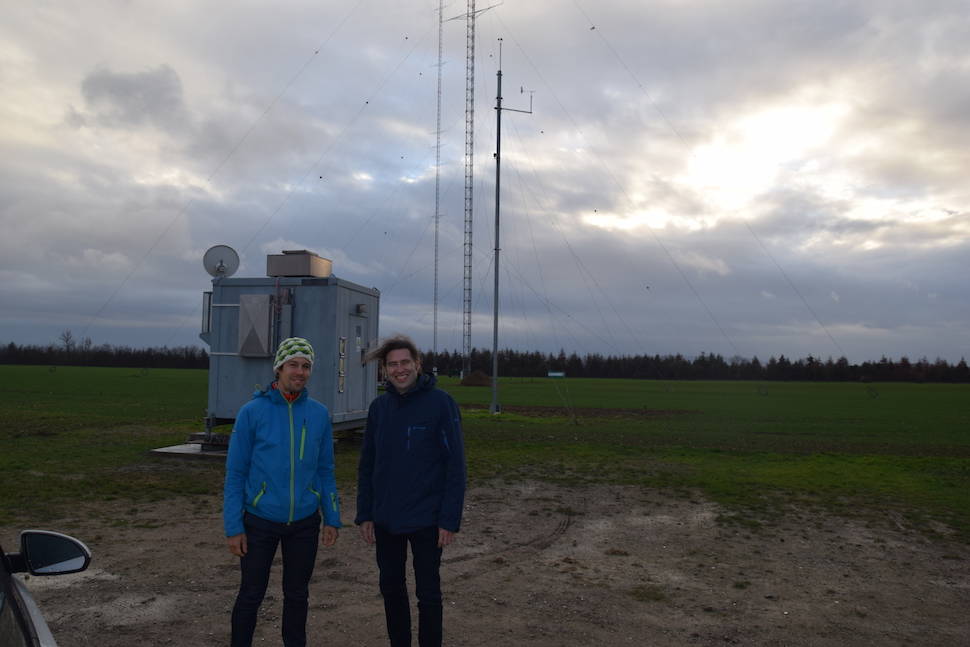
[{"xmin": 203, "ymin": 245, "xmax": 240, "ymax": 278}]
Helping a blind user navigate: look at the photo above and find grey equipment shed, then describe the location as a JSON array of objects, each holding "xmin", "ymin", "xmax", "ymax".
[{"xmin": 199, "ymin": 250, "xmax": 379, "ymax": 446}]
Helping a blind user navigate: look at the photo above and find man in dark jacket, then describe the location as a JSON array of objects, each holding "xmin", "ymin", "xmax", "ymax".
[{"xmin": 356, "ymin": 335, "xmax": 466, "ymax": 647}]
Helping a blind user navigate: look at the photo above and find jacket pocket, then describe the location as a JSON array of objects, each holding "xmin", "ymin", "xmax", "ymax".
[
  {"xmin": 404, "ymin": 425, "xmax": 428, "ymax": 451},
  {"xmin": 251, "ymin": 482, "xmax": 267, "ymax": 507},
  {"xmin": 406, "ymin": 423, "xmax": 435, "ymax": 452},
  {"xmin": 308, "ymin": 487, "xmax": 338, "ymax": 515},
  {"xmin": 299, "ymin": 421, "xmax": 307, "ymax": 460}
]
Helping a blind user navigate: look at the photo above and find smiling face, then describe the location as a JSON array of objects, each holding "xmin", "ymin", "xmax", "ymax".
[
  {"xmin": 276, "ymin": 357, "xmax": 312, "ymax": 395},
  {"xmin": 384, "ymin": 347, "xmax": 421, "ymax": 393}
]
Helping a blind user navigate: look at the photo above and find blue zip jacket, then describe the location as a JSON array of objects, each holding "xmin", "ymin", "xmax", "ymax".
[
  {"xmin": 223, "ymin": 384, "xmax": 341, "ymax": 537},
  {"xmin": 355, "ymin": 374, "xmax": 466, "ymax": 534}
]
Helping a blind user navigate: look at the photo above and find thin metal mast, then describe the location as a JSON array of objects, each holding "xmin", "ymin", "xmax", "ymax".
[
  {"xmin": 491, "ymin": 48, "xmax": 503, "ymax": 413},
  {"xmin": 490, "ymin": 39, "xmax": 532, "ymax": 415},
  {"xmin": 461, "ymin": 0, "xmax": 476, "ymax": 379},
  {"xmin": 432, "ymin": 0, "xmax": 443, "ymax": 374}
]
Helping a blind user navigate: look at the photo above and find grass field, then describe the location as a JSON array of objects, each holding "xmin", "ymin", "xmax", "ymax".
[{"xmin": 2, "ymin": 365, "xmax": 968, "ymax": 539}]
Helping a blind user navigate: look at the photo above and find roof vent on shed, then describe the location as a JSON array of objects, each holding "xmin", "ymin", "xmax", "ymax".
[{"xmin": 266, "ymin": 250, "xmax": 333, "ymax": 278}]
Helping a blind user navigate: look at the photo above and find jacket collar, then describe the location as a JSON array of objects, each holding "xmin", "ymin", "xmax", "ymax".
[
  {"xmin": 385, "ymin": 372, "xmax": 436, "ymax": 399},
  {"xmin": 254, "ymin": 382, "xmax": 307, "ymax": 405}
]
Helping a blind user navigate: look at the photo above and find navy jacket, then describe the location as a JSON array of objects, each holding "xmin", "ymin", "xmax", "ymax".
[{"xmin": 355, "ymin": 374, "xmax": 466, "ymax": 534}]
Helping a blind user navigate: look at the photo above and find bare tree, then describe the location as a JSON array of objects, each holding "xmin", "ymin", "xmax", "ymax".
[{"xmin": 59, "ymin": 329, "xmax": 75, "ymax": 352}]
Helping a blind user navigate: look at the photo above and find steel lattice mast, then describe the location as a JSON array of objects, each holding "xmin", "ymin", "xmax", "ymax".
[
  {"xmin": 432, "ymin": 0, "xmax": 443, "ymax": 373},
  {"xmin": 461, "ymin": 0, "xmax": 476, "ymax": 378}
]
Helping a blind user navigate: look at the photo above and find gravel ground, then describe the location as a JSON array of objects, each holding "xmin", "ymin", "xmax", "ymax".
[{"xmin": 6, "ymin": 481, "xmax": 970, "ymax": 646}]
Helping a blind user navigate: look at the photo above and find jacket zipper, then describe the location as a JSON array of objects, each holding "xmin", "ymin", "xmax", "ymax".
[{"xmin": 288, "ymin": 401, "xmax": 295, "ymax": 523}]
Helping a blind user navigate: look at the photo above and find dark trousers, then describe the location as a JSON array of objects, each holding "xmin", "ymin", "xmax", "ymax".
[
  {"xmin": 375, "ymin": 525, "xmax": 443, "ymax": 647},
  {"xmin": 231, "ymin": 511, "xmax": 320, "ymax": 647}
]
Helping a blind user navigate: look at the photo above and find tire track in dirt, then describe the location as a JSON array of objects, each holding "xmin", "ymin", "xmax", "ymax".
[{"xmin": 443, "ymin": 514, "xmax": 573, "ymax": 578}]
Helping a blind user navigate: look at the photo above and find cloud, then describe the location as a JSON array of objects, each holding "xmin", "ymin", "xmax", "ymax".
[
  {"xmin": 1, "ymin": 0, "xmax": 968, "ymax": 362},
  {"xmin": 64, "ymin": 248, "xmax": 132, "ymax": 274},
  {"xmin": 80, "ymin": 65, "xmax": 189, "ymax": 131},
  {"xmin": 672, "ymin": 250, "xmax": 731, "ymax": 277}
]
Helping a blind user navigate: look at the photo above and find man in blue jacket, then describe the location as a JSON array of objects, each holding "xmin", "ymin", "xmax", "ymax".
[
  {"xmin": 356, "ymin": 335, "xmax": 466, "ymax": 647},
  {"xmin": 223, "ymin": 337, "xmax": 341, "ymax": 647}
]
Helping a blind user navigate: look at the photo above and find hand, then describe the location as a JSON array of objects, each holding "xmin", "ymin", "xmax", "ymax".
[
  {"xmin": 227, "ymin": 533, "xmax": 247, "ymax": 557},
  {"xmin": 359, "ymin": 521, "xmax": 375, "ymax": 545},
  {"xmin": 438, "ymin": 528, "xmax": 455, "ymax": 548},
  {"xmin": 321, "ymin": 525, "xmax": 339, "ymax": 547}
]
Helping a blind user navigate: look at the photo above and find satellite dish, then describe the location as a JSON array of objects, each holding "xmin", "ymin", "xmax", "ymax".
[{"xmin": 203, "ymin": 245, "xmax": 240, "ymax": 278}]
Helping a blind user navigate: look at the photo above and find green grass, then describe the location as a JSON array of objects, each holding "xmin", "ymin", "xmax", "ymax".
[
  {"xmin": 0, "ymin": 365, "xmax": 224, "ymax": 524},
  {"xmin": 2, "ymin": 364, "xmax": 208, "ymax": 425},
  {"xmin": 443, "ymin": 377, "xmax": 970, "ymax": 538},
  {"xmin": 2, "ymin": 366, "xmax": 969, "ymax": 540}
]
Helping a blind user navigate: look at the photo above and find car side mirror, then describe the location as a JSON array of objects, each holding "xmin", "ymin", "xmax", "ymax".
[{"xmin": 17, "ymin": 531, "xmax": 91, "ymax": 576}]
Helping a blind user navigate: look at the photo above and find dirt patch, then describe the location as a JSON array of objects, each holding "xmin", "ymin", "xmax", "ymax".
[{"xmin": 5, "ymin": 482, "xmax": 969, "ymax": 646}]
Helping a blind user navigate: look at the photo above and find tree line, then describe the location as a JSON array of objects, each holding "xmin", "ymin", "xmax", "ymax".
[
  {"xmin": 425, "ymin": 348, "xmax": 970, "ymax": 383},
  {"xmin": 2, "ymin": 333, "xmax": 208, "ymax": 370},
  {"xmin": 3, "ymin": 331, "xmax": 968, "ymax": 382}
]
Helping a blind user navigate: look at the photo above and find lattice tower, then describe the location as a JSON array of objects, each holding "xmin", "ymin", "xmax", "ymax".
[{"xmin": 462, "ymin": 0, "xmax": 476, "ymax": 377}]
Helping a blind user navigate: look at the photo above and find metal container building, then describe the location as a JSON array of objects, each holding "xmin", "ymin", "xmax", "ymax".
[{"xmin": 199, "ymin": 250, "xmax": 379, "ymax": 442}]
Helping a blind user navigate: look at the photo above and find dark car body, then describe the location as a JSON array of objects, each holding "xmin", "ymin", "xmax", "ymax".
[{"xmin": 1, "ymin": 531, "xmax": 91, "ymax": 647}]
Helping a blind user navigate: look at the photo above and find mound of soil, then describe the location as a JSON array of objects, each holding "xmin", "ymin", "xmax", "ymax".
[{"xmin": 460, "ymin": 370, "xmax": 492, "ymax": 387}]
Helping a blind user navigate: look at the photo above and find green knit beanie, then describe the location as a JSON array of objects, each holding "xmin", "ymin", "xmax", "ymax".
[{"xmin": 274, "ymin": 337, "xmax": 314, "ymax": 371}]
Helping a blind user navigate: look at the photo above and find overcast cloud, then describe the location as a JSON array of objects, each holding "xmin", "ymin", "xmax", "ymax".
[{"xmin": 1, "ymin": 0, "xmax": 968, "ymax": 363}]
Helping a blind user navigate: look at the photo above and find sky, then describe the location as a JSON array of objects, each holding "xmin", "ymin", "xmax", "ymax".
[{"xmin": 2, "ymin": 0, "xmax": 968, "ymax": 363}]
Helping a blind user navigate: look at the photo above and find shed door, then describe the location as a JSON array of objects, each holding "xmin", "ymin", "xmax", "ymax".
[{"xmin": 348, "ymin": 316, "xmax": 370, "ymax": 411}]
